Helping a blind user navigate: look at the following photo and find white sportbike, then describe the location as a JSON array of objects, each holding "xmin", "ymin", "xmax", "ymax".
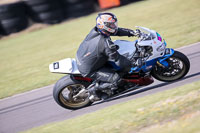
[{"xmin": 49, "ymin": 26, "xmax": 190, "ymax": 110}]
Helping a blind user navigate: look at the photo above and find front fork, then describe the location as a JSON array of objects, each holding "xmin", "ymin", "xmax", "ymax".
[
  {"xmin": 129, "ymin": 48, "xmax": 174, "ymax": 73},
  {"xmin": 157, "ymin": 48, "xmax": 175, "ymax": 68}
]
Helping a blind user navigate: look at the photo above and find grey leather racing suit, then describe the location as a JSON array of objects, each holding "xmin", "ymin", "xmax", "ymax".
[{"xmin": 76, "ymin": 26, "xmax": 134, "ymax": 78}]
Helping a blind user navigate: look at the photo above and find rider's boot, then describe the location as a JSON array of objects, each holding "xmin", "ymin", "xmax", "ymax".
[
  {"xmin": 88, "ymin": 82, "xmax": 111, "ymax": 101},
  {"xmin": 88, "ymin": 85, "xmax": 101, "ymax": 102},
  {"xmin": 96, "ymin": 82, "xmax": 116, "ymax": 100}
]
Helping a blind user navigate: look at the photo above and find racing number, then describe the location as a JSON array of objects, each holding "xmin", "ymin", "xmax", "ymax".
[{"xmin": 53, "ymin": 62, "xmax": 59, "ymax": 69}]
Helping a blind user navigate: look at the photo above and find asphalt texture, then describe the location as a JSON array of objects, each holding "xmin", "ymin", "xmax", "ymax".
[{"xmin": 0, "ymin": 42, "xmax": 200, "ymax": 133}]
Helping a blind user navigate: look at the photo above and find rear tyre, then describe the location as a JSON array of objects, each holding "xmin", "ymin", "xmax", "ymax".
[
  {"xmin": 152, "ymin": 51, "xmax": 190, "ymax": 82},
  {"xmin": 53, "ymin": 75, "xmax": 92, "ymax": 110}
]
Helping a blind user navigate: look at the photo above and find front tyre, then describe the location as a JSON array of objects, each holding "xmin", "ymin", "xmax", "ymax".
[
  {"xmin": 152, "ymin": 51, "xmax": 190, "ymax": 82},
  {"xmin": 53, "ymin": 75, "xmax": 92, "ymax": 110}
]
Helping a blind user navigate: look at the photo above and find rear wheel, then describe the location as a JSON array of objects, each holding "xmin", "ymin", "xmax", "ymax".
[
  {"xmin": 53, "ymin": 75, "xmax": 92, "ymax": 110},
  {"xmin": 152, "ymin": 51, "xmax": 190, "ymax": 82}
]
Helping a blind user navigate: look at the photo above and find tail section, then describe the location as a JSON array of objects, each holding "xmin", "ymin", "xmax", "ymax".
[{"xmin": 49, "ymin": 58, "xmax": 80, "ymax": 74}]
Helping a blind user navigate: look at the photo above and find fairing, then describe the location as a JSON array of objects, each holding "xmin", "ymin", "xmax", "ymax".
[
  {"xmin": 114, "ymin": 40, "xmax": 137, "ymax": 60},
  {"xmin": 49, "ymin": 26, "xmax": 174, "ymax": 75}
]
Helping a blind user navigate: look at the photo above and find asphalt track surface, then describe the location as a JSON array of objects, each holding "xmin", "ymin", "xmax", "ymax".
[{"xmin": 0, "ymin": 42, "xmax": 200, "ymax": 133}]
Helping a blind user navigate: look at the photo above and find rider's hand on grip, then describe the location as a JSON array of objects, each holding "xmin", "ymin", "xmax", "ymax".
[
  {"xmin": 135, "ymin": 29, "xmax": 141, "ymax": 37},
  {"xmin": 129, "ymin": 30, "xmax": 136, "ymax": 37}
]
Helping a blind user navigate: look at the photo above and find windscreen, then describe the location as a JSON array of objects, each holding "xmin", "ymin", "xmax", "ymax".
[{"xmin": 136, "ymin": 26, "xmax": 156, "ymax": 41}]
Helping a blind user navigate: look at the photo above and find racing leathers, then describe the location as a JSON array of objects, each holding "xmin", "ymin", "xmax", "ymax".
[{"xmin": 76, "ymin": 27, "xmax": 135, "ymax": 99}]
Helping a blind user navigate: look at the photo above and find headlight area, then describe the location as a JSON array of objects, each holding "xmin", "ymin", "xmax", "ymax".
[{"xmin": 157, "ymin": 42, "xmax": 166, "ymax": 52}]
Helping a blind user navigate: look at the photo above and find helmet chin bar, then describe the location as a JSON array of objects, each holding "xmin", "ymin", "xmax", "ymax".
[
  {"xmin": 98, "ymin": 28, "xmax": 118, "ymax": 37},
  {"xmin": 97, "ymin": 28, "xmax": 111, "ymax": 36}
]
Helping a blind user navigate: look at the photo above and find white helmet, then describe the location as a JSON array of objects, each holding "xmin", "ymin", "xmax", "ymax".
[{"xmin": 96, "ymin": 13, "xmax": 118, "ymax": 35}]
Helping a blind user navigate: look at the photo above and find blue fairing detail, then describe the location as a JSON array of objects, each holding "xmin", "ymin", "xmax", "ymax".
[
  {"xmin": 130, "ymin": 66, "xmax": 139, "ymax": 73},
  {"xmin": 160, "ymin": 60, "xmax": 169, "ymax": 67},
  {"xmin": 108, "ymin": 61, "xmax": 121, "ymax": 70},
  {"xmin": 129, "ymin": 59, "xmax": 157, "ymax": 73},
  {"xmin": 129, "ymin": 48, "xmax": 175, "ymax": 73},
  {"xmin": 158, "ymin": 48, "xmax": 174, "ymax": 67}
]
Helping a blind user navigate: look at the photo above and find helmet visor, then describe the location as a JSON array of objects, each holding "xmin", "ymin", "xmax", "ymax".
[{"xmin": 104, "ymin": 22, "xmax": 118, "ymax": 30}]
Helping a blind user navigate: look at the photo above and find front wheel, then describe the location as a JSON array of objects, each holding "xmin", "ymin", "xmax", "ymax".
[
  {"xmin": 152, "ymin": 51, "xmax": 190, "ymax": 82},
  {"xmin": 53, "ymin": 75, "xmax": 92, "ymax": 110}
]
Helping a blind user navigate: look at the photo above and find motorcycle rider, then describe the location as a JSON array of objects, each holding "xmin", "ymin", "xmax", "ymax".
[{"xmin": 76, "ymin": 12, "xmax": 139, "ymax": 101}]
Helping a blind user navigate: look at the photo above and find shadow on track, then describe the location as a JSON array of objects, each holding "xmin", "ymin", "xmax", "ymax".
[
  {"xmin": 3, "ymin": 72, "xmax": 199, "ymax": 113},
  {"xmin": 91, "ymin": 71, "xmax": 200, "ymax": 106}
]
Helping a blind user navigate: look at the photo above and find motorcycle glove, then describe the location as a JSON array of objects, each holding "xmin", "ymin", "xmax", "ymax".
[
  {"xmin": 128, "ymin": 30, "xmax": 136, "ymax": 37},
  {"xmin": 112, "ymin": 28, "xmax": 136, "ymax": 37}
]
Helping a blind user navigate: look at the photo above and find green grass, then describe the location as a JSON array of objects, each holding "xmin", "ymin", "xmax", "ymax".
[
  {"xmin": 23, "ymin": 80, "xmax": 200, "ymax": 133},
  {"xmin": 136, "ymin": 111, "xmax": 200, "ymax": 133},
  {"xmin": 0, "ymin": 0, "xmax": 200, "ymax": 98}
]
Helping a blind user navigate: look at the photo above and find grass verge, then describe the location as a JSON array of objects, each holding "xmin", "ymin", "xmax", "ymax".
[
  {"xmin": 0, "ymin": 0, "xmax": 200, "ymax": 98},
  {"xmin": 137, "ymin": 111, "xmax": 200, "ymax": 133},
  {"xmin": 24, "ymin": 80, "xmax": 200, "ymax": 133}
]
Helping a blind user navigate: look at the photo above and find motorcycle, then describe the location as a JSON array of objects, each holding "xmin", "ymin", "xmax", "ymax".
[{"xmin": 49, "ymin": 26, "xmax": 190, "ymax": 110}]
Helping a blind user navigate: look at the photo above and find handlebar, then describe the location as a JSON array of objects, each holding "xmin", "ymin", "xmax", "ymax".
[{"xmin": 135, "ymin": 29, "xmax": 149, "ymax": 40}]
